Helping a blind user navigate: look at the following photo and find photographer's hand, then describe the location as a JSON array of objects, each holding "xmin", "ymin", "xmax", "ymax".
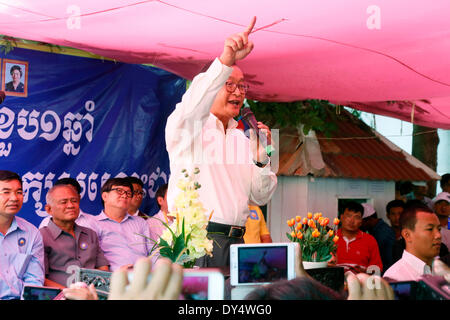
[
  {"xmin": 108, "ymin": 257, "xmax": 183, "ymax": 300},
  {"xmin": 63, "ymin": 283, "xmax": 98, "ymax": 300},
  {"xmin": 345, "ymin": 271, "xmax": 394, "ymax": 300},
  {"xmin": 294, "ymin": 243, "xmax": 313, "ymax": 279}
]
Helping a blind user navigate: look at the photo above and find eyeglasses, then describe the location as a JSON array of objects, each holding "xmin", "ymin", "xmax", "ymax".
[
  {"xmin": 111, "ymin": 188, "xmax": 133, "ymax": 198},
  {"xmin": 133, "ymin": 191, "xmax": 145, "ymax": 198},
  {"xmin": 225, "ymin": 81, "xmax": 249, "ymax": 94}
]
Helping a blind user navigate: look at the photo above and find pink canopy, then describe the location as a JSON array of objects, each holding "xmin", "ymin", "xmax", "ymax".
[{"xmin": 1, "ymin": 0, "xmax": 450, "ymax": 128}]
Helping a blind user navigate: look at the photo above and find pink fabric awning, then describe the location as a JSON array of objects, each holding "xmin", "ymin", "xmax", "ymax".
[{"xmin": 1, "ymin": 0, "xmax": 449, "ymax": 128}]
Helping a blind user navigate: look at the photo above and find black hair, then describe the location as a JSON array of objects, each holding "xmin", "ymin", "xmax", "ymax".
[
  {"xmin": 441, "ymin": 174, "xmax": 450, "ymax": 189},
  {"xmin": 342, "ymin": 201, "xmax": 364, "ymax": 217},
  {"xmin": 155, "ymin": 183, "xmax": 168, "ymax": 209},
  {"xmin": 124, "ymin": 176, "xmax": 144, "ymax": 188},
  {"xmin": 100, "ymin": 177, "xmax": 134, "ymax": 208},
  {"xmin": 386, "ymin": 200, "xmax": 405, "ymax": 215},
  {"xmin": 0, "ymin": 170, "xmax": 22, "ymax": 187},
  {"xmin": 10, "ymin": 65, "xmax": 22, "ymax": 77},
  {"xmin": 400, "ymin": 200, "xmax": 434, "ymax": 231},
  {"xmin": 244, "ymin": 277, "xmax": 345, "ymax": 300}
]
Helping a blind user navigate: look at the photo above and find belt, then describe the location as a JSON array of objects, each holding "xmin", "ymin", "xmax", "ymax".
[{"xmin": 207, "ymin": 222, "xmax": 246, "ymax": 239}]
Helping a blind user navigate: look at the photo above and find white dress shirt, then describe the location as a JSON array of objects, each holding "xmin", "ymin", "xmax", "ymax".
[
  {"xmin": 383, "ymin": 250, "xmax": 436, "ymax": 282},
  {"xmin": 165, "ymin": 58, "xmax": 277, "ymax": 227}
]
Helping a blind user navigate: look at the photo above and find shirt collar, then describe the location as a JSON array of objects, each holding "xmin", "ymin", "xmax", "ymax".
[
  {"xmin": 208, "ymin": 113, "xmax": 238, "ymax": 131},
  {"xmin": 402, "ymin": 250, "xmax": 433, "ymax": 275},
  {"xmin": 129, "ymin": 209, "xmax": 139, "ymax": 217},
  {"xmin": 337, "ymin": 229, "xmax": 364, "ymax": 240},
  {"xmin": 47, "ymin": 218, "xmax": 85, "ymax": 240},
  {"xmin": 97, "ymin": 210, "xmax": 132, "ymax": 223}
]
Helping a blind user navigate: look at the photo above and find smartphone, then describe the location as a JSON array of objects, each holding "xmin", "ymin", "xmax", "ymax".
[
  {"xmin": 388, "ymin": 281, "xmax": 417, "ymax": 300},
  {"xmin": 127, "ymin": 267, "xmax": 224, "ymax": 300},
  {"xmin": 23, "ymin": 285, "xmax": 63, "ymax": 300},
  {"xmin": 230, "ymin": 242, "xmax": 298, "ymax": 286},
  {"xmin": 181, "ymin": 268, "xmax": 225, "ymax": 300}
]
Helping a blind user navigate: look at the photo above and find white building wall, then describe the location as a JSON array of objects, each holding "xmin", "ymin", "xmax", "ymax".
[{"xmin": 268, "ymin": 176, "xmax": 396, "ymax": 242}]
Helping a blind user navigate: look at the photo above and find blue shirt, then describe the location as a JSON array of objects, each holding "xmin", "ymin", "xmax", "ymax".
[
  {"xmin": 92, "ymin": 211, "xmax": 152, "ymax": 271},
  {"xmin": 0, "ymin": 216, "xmax": 45, "ymax": 300}
]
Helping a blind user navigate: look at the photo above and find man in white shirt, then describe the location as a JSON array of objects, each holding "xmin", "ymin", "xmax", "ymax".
[
  {"xmin": 383, "ymin": 202, "xmax": 442, "ymax": 282},
  {"xmin": 165, "ymin": 17, "xmax": 277, "ymax": 267}
]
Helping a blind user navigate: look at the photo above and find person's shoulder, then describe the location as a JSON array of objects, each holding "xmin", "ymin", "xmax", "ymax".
[
  {"xmin": 16, "ymin": 216, "xmax": 39, "ymax": 232},
  {"xmin": 382, "ymin": 258, "xmax": 405, "ymax": 280},
  {"xmin": 361, "ymin": 230, "xmax": 378, "ymax": 243},
  {"xmin": 77, "ymin": 223, "xmax": 97, "ymax": 235}
]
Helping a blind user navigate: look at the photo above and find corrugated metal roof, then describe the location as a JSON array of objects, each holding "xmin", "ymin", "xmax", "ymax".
[{"xmin": 276, "ymin": 110, "xmax": 438, "ymax": 181}]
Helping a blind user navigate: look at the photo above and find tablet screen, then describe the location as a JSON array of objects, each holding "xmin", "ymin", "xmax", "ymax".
[{"xmin": 237, "ymin": 246, "xmax": 288, "ymax": 284}]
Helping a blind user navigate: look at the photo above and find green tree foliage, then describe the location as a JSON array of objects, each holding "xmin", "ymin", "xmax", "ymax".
[{"xmin": 246, "ymin": 99, "xmax": 342, "ymax": 137}]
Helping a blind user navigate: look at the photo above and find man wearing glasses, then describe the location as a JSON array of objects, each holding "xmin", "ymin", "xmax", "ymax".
[
  {"xmin": 93, "ymin": 178, "xmax": 152, "ymax": 271},
  {"xmin": 165, "ymin": 17, "xmax": 277, "ymax": 268},
  {"xmin": 0, "ymin": 170, "xmax": 44, "ymax": 299}
]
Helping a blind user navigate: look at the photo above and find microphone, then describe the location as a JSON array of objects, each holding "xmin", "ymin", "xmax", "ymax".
[
  {"xmin": 0, "ymin": 91, "xmax": 5, "ymax": 105},
  {"xmin": 240, "ymin": 107, "xmax": 274, "ymax": 156}
]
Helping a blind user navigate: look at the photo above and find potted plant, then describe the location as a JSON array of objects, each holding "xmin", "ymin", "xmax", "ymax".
[{"xmin": 286, "ymin": 212, "xmax": 339, "ymax": 269}]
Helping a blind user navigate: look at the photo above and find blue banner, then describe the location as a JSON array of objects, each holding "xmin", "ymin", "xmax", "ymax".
[{"xmin": 0, "ymin": 47, "xmax": 186, "ymax": 227}]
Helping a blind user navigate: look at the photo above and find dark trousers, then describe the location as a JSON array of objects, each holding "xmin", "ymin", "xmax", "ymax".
[{"xmin": 195, "ymin": 232, "xmax": 244, "ymax": 268}]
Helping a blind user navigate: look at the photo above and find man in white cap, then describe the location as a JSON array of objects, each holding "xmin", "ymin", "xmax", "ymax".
[
  {"xmin": 361, "ymin": 202, "xmax": 396, "ymax": 273},
  {"xmin": 431, "ymin": 191, "xmax": 450, "ymax": 249}
]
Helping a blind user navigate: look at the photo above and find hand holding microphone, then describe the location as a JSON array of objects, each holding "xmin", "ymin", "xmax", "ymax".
[{"xmin": 240, "ymin": 107, "xmax": 274, "ymax": 166}]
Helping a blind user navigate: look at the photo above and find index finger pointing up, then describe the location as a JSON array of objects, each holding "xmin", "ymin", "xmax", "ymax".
[{"xmin": 245, "ymin": 16, "xmax": 257, "ymax": 35}]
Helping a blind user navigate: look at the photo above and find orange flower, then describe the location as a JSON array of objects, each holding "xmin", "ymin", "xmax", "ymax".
[
  {"xmin": 313, "ymin": 213, "xmax": 320, "ymax": 221},
  {"xmin": 318, "ymin": 217, "xmax": 324, "ymax": 225},
  {"xmin": 333, "ymin": 218, "xmax": 340, "ymax": 225},
  {"xmin": 308, "ymin": 220, "xmax": 316, "ymax": 229},
  {"xmin": 287, "ymin": 219, "xmax": 295, "ymax": 227},
  {"xmin": 328, "ymin": 230, "xmax": 334, "ymax": 237},
  {"xmin": 291, "ymin": 231, "xmax": 296, "ymax": 238},
  {"xmin": 323, "ymin": 218, "xmax": 330, "ymax": 226},
  {"xmin": 302, "ymin": 218, "xmax": 308, "ymax": 225},
  {"xmin": 296, "ymin": 216, "xmax": 302, "ymax": 222},
  {"xmin": 295, "ymin": 223, "xmax": 303, "ymax": 231},
  {"xmin": 296, "ymin": 231, "xmax": 303, "ymax": 239},
  {"xmin": 312, "ymin": 229, "xmax": 321, "ymax": 238},
  {"xmin": 333, "ymin": 235, "xmax": 339, "ymax": 243},
  {"xmin": 307, "ymin": 212, "xmax": 313, "ymax": 219}
]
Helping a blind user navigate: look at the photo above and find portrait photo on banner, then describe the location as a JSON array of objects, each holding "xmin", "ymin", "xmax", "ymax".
[{"xmin": 2, "ymin": 59, "xmax": 28, "ymax": 97}]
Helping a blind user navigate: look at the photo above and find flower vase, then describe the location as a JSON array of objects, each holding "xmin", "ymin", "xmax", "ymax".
[{"xmin": 302, "ymin": 261, "xmax": 328, "ymax": 270}]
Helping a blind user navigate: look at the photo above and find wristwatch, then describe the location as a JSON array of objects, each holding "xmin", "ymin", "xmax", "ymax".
[{"xmin": 254, "ymin": 159, "xmax": 269, "ymax": 168}]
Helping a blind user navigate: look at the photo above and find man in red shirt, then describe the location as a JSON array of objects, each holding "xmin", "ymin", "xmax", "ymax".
[{"xmin": 336, "ymin": 201, "xmax": 383, "ymax": 274}]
